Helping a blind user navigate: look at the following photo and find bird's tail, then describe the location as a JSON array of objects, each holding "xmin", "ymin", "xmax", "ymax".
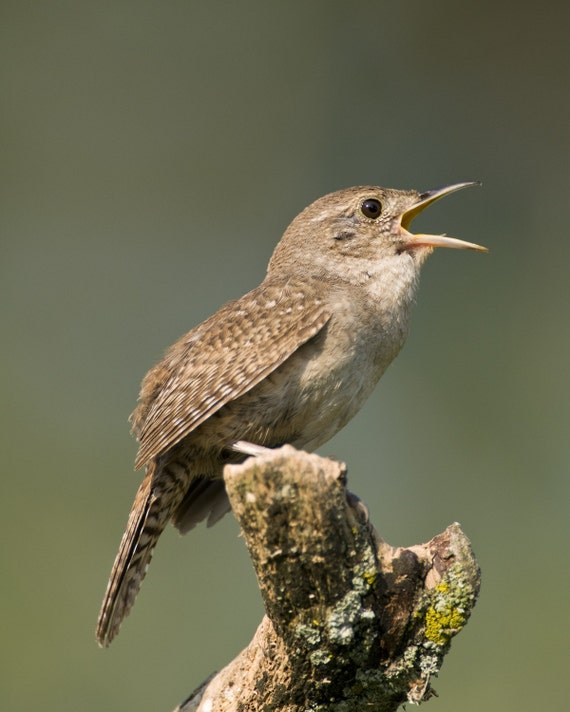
[{"xmin": 95, "ymin": 459, "xmax": 188, "ymax": 646}]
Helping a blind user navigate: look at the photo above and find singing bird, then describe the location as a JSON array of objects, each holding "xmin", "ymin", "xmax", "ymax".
[{"xmin": 96, "ymin": 182, "xmax": 485, "ymax": 646}]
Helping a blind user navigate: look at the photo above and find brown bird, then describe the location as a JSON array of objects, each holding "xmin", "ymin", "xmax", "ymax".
[{"xmin": 96, "ymin": 183, "xmax": 486, "ymax": 646}]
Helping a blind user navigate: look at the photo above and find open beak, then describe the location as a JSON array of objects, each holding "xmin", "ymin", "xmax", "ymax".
[{"xmin": 400, "ymin": 181, "xmax": 488, "ymax": 252}]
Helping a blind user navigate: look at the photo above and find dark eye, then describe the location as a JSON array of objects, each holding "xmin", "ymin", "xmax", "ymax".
[{"xmin": 361, "ymin": 198, "xmax": 383, "ymax": 219}]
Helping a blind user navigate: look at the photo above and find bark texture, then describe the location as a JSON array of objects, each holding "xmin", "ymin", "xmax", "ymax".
[{"xmin": 174, "ymin": 446, "xmax": 480, "ymax": 712}]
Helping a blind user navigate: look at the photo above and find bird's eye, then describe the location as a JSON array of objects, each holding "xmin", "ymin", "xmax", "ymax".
[{"xmin": 361, "ymin": 198, "xmax": 383, "ymax": 219}]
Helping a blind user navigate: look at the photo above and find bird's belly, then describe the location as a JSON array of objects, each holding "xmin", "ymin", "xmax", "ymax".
[
  {"xmin": 286, "ymin": 341, "xmax": 389, "ymax": 450},
  {"xmin": 234, "ymin": 325, "xmax": 398, "ymax": 452},
  {"xmin": 187, "ymin": 312, "xmax": 406, "ymax": 460}
]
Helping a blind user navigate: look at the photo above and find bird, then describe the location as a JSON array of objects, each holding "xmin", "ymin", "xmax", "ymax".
[{"xmin": 96, "ymin": 182, "xmax": 486, "ymax": 646}]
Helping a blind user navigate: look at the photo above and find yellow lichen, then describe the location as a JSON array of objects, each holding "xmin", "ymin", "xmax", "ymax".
[
  {"xmin": 420, "ymin": 565, "xmax": 475, "ymax": 646},
  {"xmin": 425, "ymin": 605, "xmax": 465, "ymax": 645}
]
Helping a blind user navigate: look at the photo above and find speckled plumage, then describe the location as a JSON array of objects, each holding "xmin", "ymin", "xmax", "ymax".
[{"xmin": 96, "ymin": 183, "xmax": 484, "ymax": 646}]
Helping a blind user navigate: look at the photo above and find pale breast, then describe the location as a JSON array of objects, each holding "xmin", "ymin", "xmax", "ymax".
[{"xmin": 184, "ymin": 271, "xmax": 418, "ymax": 461}]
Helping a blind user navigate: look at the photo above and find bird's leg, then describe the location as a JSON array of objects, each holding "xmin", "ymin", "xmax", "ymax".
[
  {"xmin": 231, "ymin": 440, "xmax": 276, "ymax": 457},
  {"xmin": 346, "ymin": 488, "xmax": 370, "ymax": 523},
  {"xmin": 231, "ymin": 443, "xmax": 369, "ymax": 524}
]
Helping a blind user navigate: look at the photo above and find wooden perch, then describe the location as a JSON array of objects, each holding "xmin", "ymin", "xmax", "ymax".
[{"xmin": 174, "ymin": 446, "xmax": 480, "ymax": 712}]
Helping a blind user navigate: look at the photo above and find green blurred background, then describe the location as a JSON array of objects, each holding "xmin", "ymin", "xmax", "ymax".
[{"xmin": 2, "ymin": 2, "xmax": 568, "ymax": 710}]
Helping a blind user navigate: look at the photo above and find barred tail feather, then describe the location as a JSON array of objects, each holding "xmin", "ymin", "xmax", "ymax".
[{"xmin": 96, "ymin": 459, "xmax": 188, "ymax": 646}]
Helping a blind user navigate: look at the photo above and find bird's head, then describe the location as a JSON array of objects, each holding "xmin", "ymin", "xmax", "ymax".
[{"xmin": 268, "ymin": 182, "xmax": 487, "ymax": 282}]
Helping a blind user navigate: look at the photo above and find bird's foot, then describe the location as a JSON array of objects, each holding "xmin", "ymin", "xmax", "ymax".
[
  {"xmin": 346, "ymin": 488, "xmax": 370, "ymax": 524},
  {"xmin": 231, "ymin": 440, "xmax": 275, "ymax": 457}
]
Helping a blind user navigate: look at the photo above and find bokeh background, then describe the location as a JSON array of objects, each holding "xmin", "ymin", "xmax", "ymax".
[{"xmin": 2, "ymin": 2, "xmax": 568, "ymax": 710}]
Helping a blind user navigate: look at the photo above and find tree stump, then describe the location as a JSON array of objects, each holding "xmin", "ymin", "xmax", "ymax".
[{"xmin": 174, "ymin": 446, "xmax": 480, "ymax": 712}]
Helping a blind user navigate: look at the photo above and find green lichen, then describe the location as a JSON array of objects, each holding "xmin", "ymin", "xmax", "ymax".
[
  {"xmin": 383, "ymin": 561, "xmax": 479, "ymax": 704},
  {"xmin": 327, "ymin": 590, "xmax": 362, "ymax": 645},
  {"xmin": 295, "ymin": 621, "xmax": 322, "ymax": 647},
  {"xmin": 310, "ymin": 649, "xmax": 333, "ymax": 666},
  {"xmin": 420, "ymin": 564, "xmax": 476, "ymax": 648}
]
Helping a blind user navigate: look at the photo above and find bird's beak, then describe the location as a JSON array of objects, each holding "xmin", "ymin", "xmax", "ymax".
[{"xmin": 400, "ymin": 181, "xmax": 488, "ymax": 252}]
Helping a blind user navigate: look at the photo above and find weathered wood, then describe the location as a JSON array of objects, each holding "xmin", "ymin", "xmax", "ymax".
[{"xmin": 174, "ymin": 446, "xmax": 480, "ymax": 711}]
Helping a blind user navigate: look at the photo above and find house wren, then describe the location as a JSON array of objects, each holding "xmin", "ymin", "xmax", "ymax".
[{"xmin": 96, "ymin": 182, "xmax": 486, "ymax": 646}]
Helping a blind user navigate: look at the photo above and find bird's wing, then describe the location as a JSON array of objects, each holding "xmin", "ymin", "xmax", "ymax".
[{"xmin": 132, "ymin": 279, "xmax": 331, "ymax": 469}]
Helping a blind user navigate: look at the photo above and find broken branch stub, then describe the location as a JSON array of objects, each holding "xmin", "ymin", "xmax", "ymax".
[{"xmin": 175, "ymin": 446, "xmax": 480, "ymax": 712}]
